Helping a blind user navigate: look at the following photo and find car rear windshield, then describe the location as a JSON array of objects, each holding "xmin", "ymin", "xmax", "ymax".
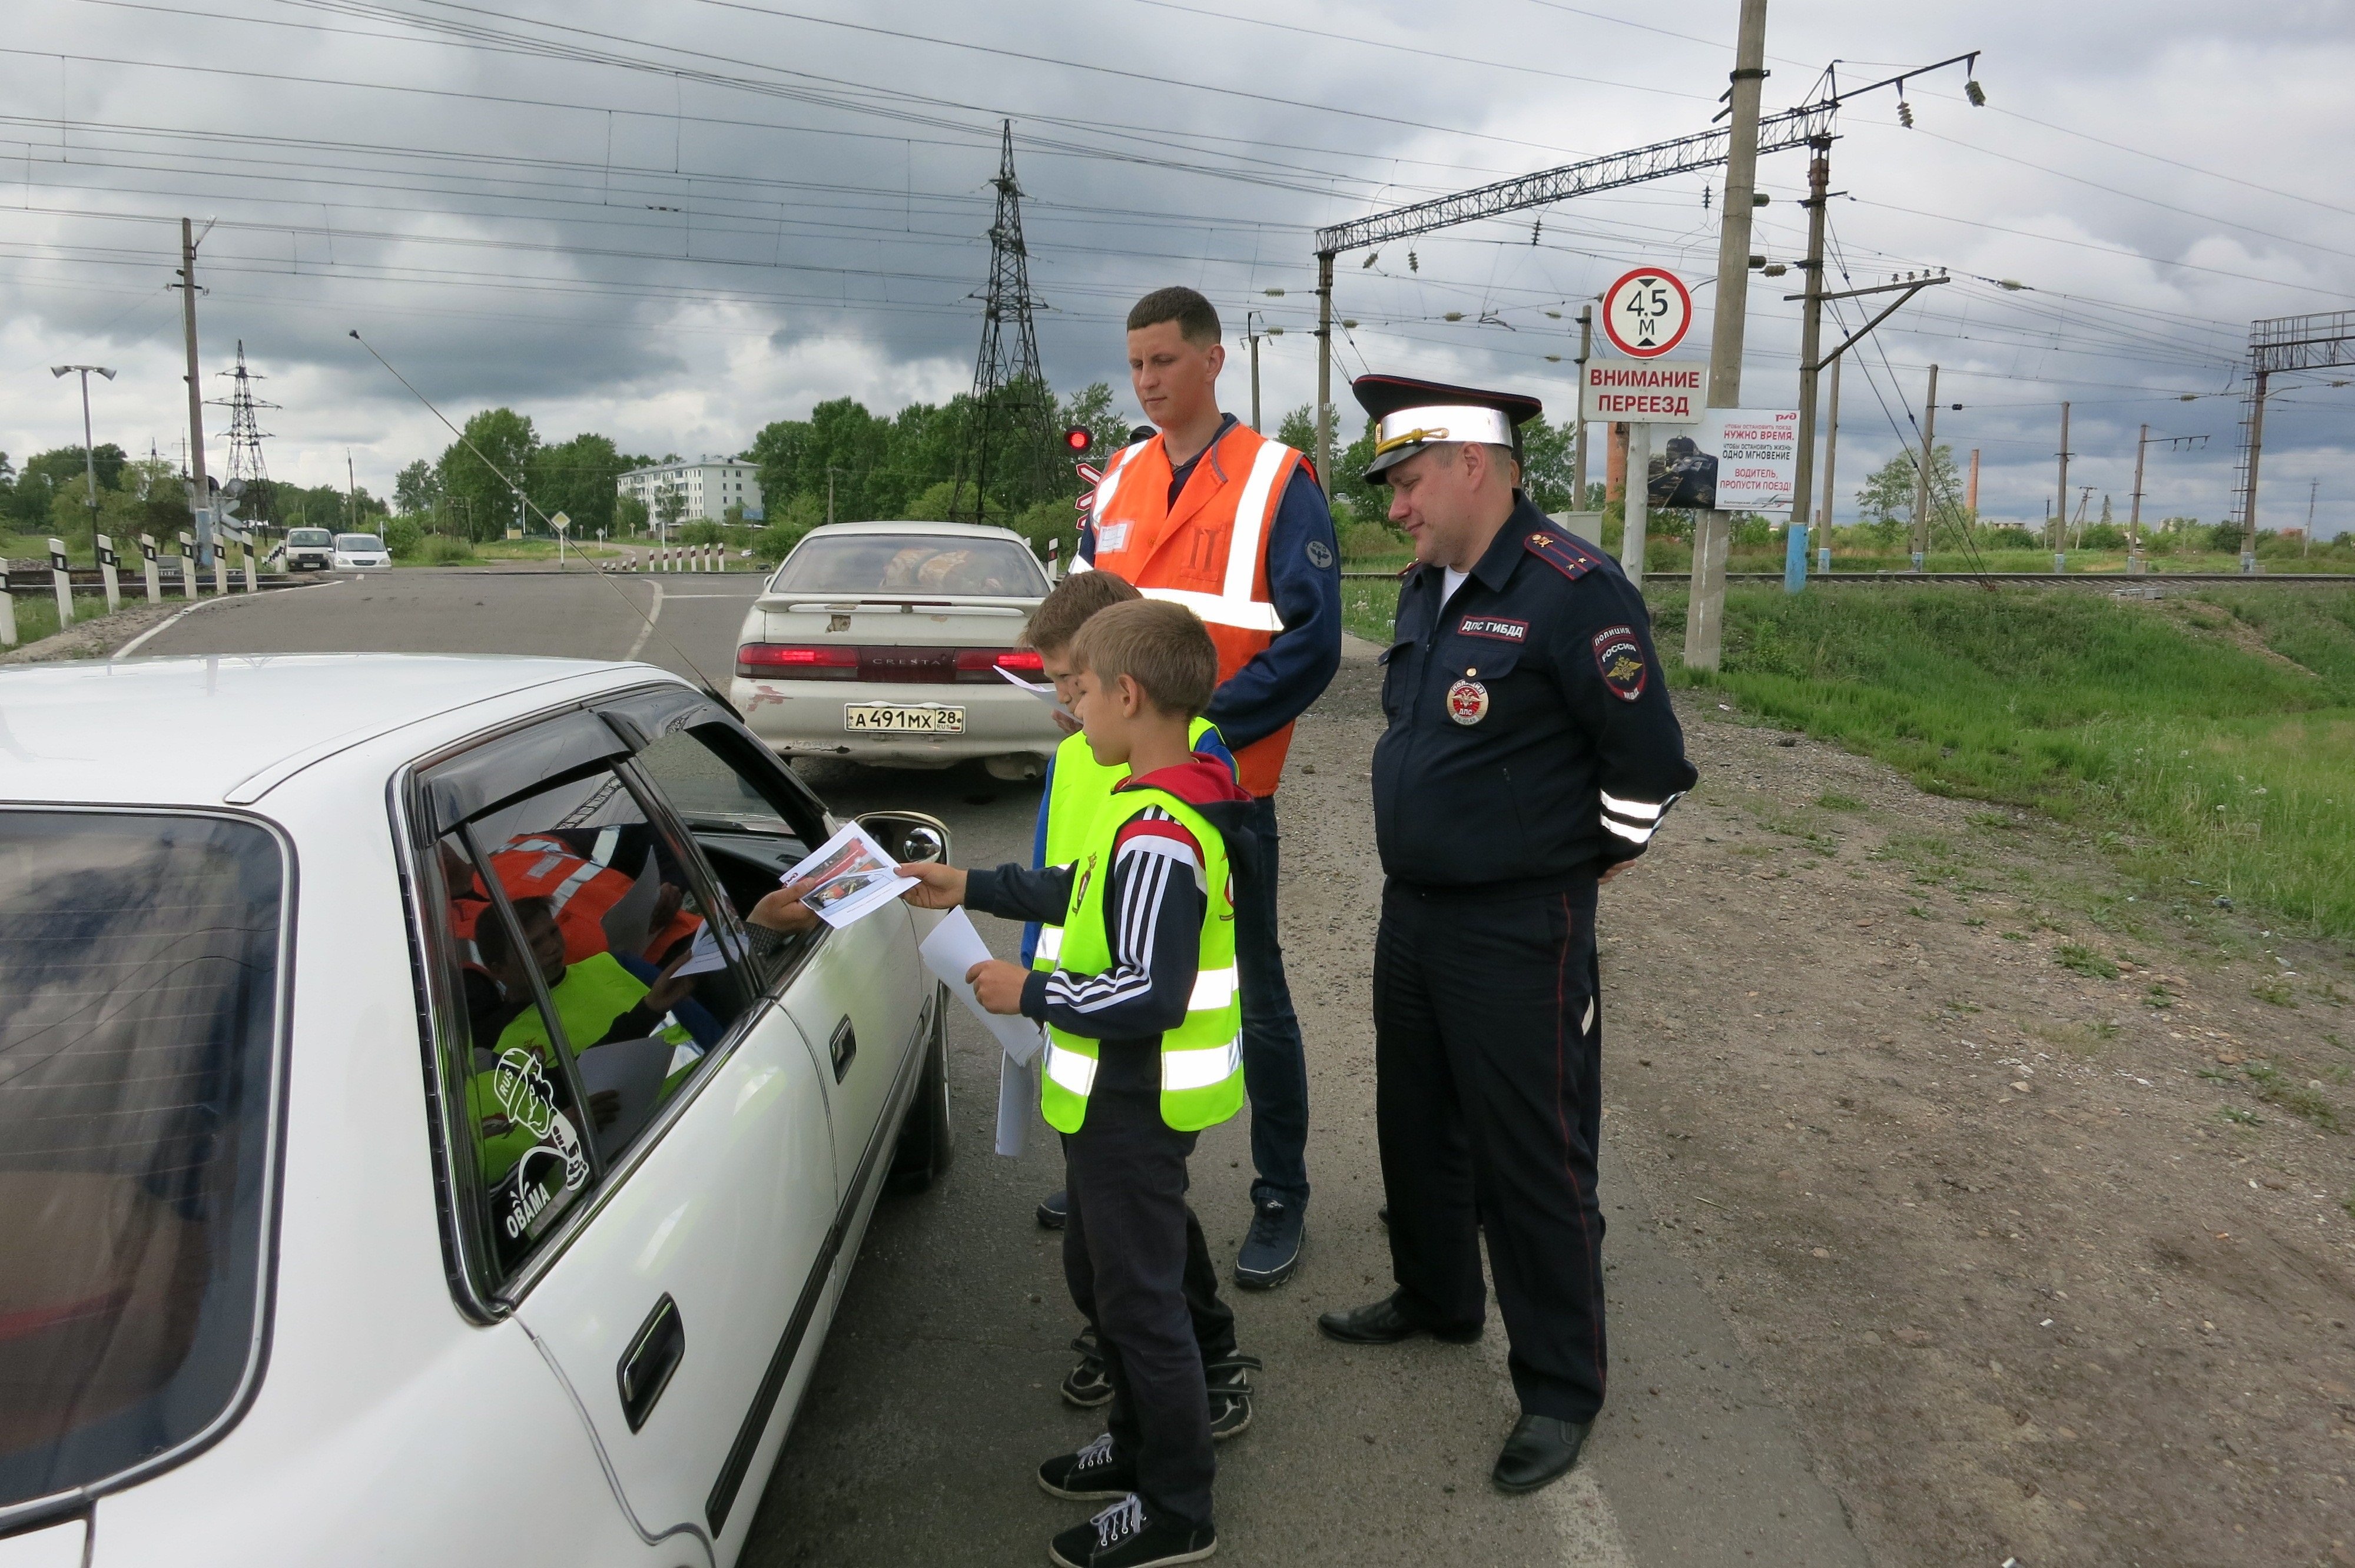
[
  {"xmin": 0, "ymin": 812, "xmax": 285, "ymax": 1513},
  {"xmin": 286, "ymin": 530, "xmax": 332, "ymax": 546},
  {"xmin": 336, "ymin": 534, "xmax": 384, "ymax": 553},
  {"xmin": 771, "ymin": 533, "xmax": 1044, "ymax": 597}
]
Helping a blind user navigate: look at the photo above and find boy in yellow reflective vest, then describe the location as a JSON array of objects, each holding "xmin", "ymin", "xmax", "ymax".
[
  {"xmin": 1020, "ymin": 570, "xmax": 1258, "ymax": 1444},
  {"xmin": 900, "ymin": 598, "xmax": 1251, "ymax": 1568}
]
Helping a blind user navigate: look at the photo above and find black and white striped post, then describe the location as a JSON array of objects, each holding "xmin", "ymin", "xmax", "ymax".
[
  {"xmin": 96, "ymin": 534, "xmax": 121, "ymax": 614},
  {"xmin": 0, "ymin": 557, "xmax": 16, "ymax": 647},
  {"xmin": 48, "ymin": 538, "xmax": 73, "ymax": 627},
  {"xmin": 178, "ymin": 531, "xmax": 199, "ymax": 599},
  {"xmin": 140, "ymin": 534, "xmax": 162, "ymax": 604}
]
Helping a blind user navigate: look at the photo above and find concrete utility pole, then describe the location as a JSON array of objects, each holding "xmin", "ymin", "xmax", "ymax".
[
  {"xmin": 50, "ymin": 364, "xmax": 117, "ymax": 556},
  {"xmin": 1910, "ymin": 363, "xmax": 1939, "ymax": 570},
  {"xmin": 1573, "ymin": 304, "xmax": 1594, "ymax": 506},
  {"xmin": 1246, "ymin": 310, "xmax": 1266, "ymax": 433},
  {"xmin": 2306, "ymin": 477, "xmax": 2318, "ymax": 557},
  {"xmin": 1784, "ymin": 133, "xmax": 1832, "ymax": 593},
  {"xmin": 2053, "ymin": 400, "xmax": 2071, "ymax": 571},
  {"xmin": 2130, "ymin": 423, "xmax": 2149, "ymax": 569},
  {"xmin": 1684, "ymin": 0, "xmax": 1769, "ymax": 671},
  {"xmin": 178, "ymin": 218, "xmax": 213, "ymax": 567},
  {"xmin": 1312, "ymin": 251, "xmax": 1336, "ymax": 499},
  {"xmin": 1817, "ymin": 354, "xmax": 1839, "ymax": 573}
]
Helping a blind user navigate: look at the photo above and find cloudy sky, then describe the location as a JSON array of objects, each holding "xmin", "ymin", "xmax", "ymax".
[{"xmin": 4, "ymin": 0, "xmax": 2351, "ymax": 534}]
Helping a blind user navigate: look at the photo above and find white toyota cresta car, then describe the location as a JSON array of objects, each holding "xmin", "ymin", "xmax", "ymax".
[{"xmin": 0, "ymin": 654, "xmax": 951, "ymax": 1568}]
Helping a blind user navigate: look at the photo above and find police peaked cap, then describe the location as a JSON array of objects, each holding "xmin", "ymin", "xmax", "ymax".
[{"xmin": 1351, "ymin": 374, "xmax": 1544, "ymax": 484}]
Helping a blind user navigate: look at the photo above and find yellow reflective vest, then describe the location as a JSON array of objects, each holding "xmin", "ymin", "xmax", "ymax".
[
  {"xmin": 1031, "ymin": 717, "xmax": 1219, "ymax": 975},
  {"xmin": 1039, "ymin": 783, "xmax": 1243, "ymax": 1134}
]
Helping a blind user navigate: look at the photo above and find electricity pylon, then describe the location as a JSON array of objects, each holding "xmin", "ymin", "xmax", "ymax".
[{"xmin": 953, "ymin": 120, "xmax": 1053, "ymax": 522}]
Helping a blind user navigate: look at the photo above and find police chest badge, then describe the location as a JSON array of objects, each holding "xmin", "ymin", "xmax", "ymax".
[
  {"xmin": 1446, "ymin": 674, "xmax": 1490, "ymax": 725},
  {"xmin": 1591, "ymin": 625, "xmax": 1648, "ymax": 702}
]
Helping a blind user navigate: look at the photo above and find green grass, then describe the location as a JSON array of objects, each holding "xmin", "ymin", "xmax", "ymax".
[{"xmin": 1668, "ymin": 584, "xmax": 2355, "ymax": 937}]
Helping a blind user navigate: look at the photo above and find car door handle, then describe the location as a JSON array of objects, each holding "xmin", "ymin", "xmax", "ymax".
[
  {"xmin": 829, "ymin": 1016, "xmax": 857, "ymax": 1082},
  {"xmin": 618, "ymin": 1294, "xmax": 685, "ymax": 1433}
]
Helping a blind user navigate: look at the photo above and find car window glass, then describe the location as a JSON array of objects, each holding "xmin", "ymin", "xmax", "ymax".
[
  {"xmin": 771, "ymin": 534, "xmax": 1045, "ymax": 596},
  {"xmin": 0, "ymin": 811, "xmax": 283, "ymax": 1512},
  {"xmin": 426, "ymin": 760, "xmax": 755, "ymax": 1288},
  {"xmin": 631, "ymin": 726, "xmax": 821, "ymax": 989}
]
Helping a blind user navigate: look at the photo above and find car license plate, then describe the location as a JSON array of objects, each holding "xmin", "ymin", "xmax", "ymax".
[{"xmin": 844, "ymin": 703, "xmax": 965, "ymax": 734}]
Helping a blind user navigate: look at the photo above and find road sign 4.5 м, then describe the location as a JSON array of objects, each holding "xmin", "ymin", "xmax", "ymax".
[
  {"xmin": 1581, "ymin": 361, "xmax": 1707, "ymax": 423},
  {"xmin": 1601, "ymin": 267, "xmax": 1694, "ymax": 358}
]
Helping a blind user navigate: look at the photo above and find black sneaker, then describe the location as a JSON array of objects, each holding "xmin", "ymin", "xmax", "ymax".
[
  {"xmin": 1233, "ymin": 1198, "xmax": 1303, "ymax": 1289},
  {"xmin": 1062, "ymin": 1327, "xmax": 1112, "ymax": 1409},
  {"xmin": 1037, "ymin": 1188, "xmax": 1069, "ymax": 1229},
  {"xmin": 1205, "ymin": 1353, "xmax": 1259, "ymax": 1441},
  {"xmin": 1037, "ymin": 1432, "xmax": 1134, "ymax": 1501},
  {"xmin": 1048, "ymin": 1494, "xmax": 1217, "ymax": 1568}
]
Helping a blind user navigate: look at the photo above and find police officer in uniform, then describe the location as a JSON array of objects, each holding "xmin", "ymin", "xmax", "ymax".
[{"xmin": 1316, "ymin": 375, "xmax": 1699, "ymax": 1493}]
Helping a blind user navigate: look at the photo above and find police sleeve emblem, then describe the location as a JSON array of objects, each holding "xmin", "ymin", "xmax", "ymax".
[
  {"xmin": 1591, "ymin": 624, "xmax": 1649, "ymax": 702},
  {"xmin": 1306, "ymin": 539, "xmax": 1335, "ymax": 570}
]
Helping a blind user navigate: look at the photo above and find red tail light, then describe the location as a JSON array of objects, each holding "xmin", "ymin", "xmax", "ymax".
[
  {"xmin": 955, "ymin": 648, "xmax": 1043, "ymax": 683},
  {"xmin": 738, "ymin": 643, "xmax": 858, "ymax": 679}
]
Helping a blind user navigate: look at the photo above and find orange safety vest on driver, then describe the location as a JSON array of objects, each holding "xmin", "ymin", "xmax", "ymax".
[{"xmin": 1082, "ymin": 421, "xmax": 1300, "ymax": 796}]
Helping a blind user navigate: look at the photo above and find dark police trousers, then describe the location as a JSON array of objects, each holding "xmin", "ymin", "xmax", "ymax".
[
  {"xmin": 1063, "ymin": 1087, "xmax": 1216, "ymax": 1530},
  {"xmin": 1374, "ymin": 878, "xmax": 1607, "ymax": 1424}
]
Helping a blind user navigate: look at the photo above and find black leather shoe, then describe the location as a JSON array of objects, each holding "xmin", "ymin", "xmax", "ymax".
[
  {"xmin": 1316, "ymin": 1293, "xmax": 1481, "ymax": 1346},
  {"xmin": 1491, "ymin": 1414, "xmax": 1592, "ymax": 1493}
]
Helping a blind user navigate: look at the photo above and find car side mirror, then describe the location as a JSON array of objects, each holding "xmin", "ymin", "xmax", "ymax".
[{"xmin": 857, "ymin": 811, "xmax": 949, "ymax": 866}]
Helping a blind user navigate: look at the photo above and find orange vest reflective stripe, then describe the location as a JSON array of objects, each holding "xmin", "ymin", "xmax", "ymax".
[{"xmin": 1084, "ymin": 423, "xmax": 1298, "ymax": 795}]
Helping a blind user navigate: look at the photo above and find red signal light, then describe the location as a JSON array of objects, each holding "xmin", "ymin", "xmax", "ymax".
[{"xmin": 1063, "ymin": 427, "xmax": 1092, "ymax": 452}]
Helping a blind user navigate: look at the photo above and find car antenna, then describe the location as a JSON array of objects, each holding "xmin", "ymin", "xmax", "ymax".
[{"xmin": 346, "ymin": 329, "xmax": 735, "ymax": 708}]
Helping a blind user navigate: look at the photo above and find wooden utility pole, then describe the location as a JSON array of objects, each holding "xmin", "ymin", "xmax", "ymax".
[
  {"xmin": 1967, "ymin": 448, "xmax": 1980, "ymax": 514},
  {"xmin": 2053, "ymin": 401, "xmax": 2071, "ymax": 569},
  {"xmin": 178, "ymin": 218, "xmax": 211, "ymax": 567},
  {"xmin": 1817, "ymin": 354, "xmax": 1839, "ymax": 572},
  {"xmin": 1785, "ymin": 132, "xmax": 1833, "ymax": 593},
  {"xmin": 1573, "ymin": 304, "xmax": 1594, "ymax": 506},
  {"xmin": 1684, "ymin": 0, "xmax": 1769, "ymax": 670},
  {"xmin": 1910, "ymin": 363, "xmax": 1939, "ymax": 570}
]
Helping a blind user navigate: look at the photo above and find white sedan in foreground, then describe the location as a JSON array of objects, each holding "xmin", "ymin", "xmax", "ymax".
[
  {"xmin": 0, "ymin": 654, "xmax": 951, "ymax": 1568},
  {"xmin": 731, "ymin": 520, "xmax": 1065, "ymax": 779}
]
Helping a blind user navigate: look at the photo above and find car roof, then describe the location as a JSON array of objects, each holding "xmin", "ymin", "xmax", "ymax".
[
  {"xmin": 0, "ymin": 653, "xmax": 671, "ymax": 808},
  {"xmin": 795, "ymin": 520, "xmax": 1031, "ymax": 544}
]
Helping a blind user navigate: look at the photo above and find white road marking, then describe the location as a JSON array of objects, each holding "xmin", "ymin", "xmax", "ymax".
[
  {"xmin": 624, "ymin": 581, "xmax": 665, "ymax": 662},
  {"xmin": 111, "ymin": 576, "xmax": 347, "ymax": 659}
]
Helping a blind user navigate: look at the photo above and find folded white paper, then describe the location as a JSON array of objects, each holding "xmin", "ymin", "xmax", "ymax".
[
  {"xmin": 672, "ymin": 922, "xmax": 728, "ymax": 977},
  {"xmin": 918, "ymin": 908, "xmax": 1044, "ymax": 1067},
  {"xmin": 995, "ymin": 661, "xmax": 1070, "ymax": 717},
  {"xmin": 996, "ymin": 1052, "xmax": 1037, "ymax": 1159}
]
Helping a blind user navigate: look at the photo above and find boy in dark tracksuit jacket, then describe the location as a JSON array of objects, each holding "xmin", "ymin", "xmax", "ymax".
[{"xmin": 899, "ymin": 599, "xmax": 1251, "ymax": 1568}]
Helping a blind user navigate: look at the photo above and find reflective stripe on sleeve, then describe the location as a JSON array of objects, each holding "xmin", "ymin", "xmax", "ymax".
[
  {"xmin": 1599, "ymin": 790, "xmax": 1665, "ymax": 821},
  {"xmin": 1186, "ymin": 965, "xmax": 1238, "ymax": 1011},
  {"xmin": 1601, "ymin": 815, "xmax": 1654, "ymax": 845},
  {"xmin": 1137, "ymin": 584, "xmax": 1286, "ymax": 633},
  {"xmin": 1043, "ymin": 1041, "xmax": 1097, "ymax": 1097},
  {"xmin": 1160, "ymin": 1034, "xmax": 1243, "ymax": 1093}
]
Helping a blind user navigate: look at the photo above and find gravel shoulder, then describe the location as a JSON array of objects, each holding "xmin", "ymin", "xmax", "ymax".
[{"xmin": 1597, "ymin": 690, "xmax": 2355, "ymax": 1567}]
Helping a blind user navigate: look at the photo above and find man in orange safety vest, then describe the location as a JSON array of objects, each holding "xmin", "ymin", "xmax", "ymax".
[{"xmin": 1063, "ymin": 284, "xmax": 1342, "ymax": 1288}]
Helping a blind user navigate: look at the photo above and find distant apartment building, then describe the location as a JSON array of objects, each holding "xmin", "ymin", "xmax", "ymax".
[{"xmin": 616, "ymin": 456, "xmax": 764, "ymax": 529}]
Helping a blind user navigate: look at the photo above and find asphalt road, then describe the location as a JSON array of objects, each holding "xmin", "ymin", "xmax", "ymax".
[{"xmin": 140, "ymin": 565, "xmax": 1872, "ymax": 1567}]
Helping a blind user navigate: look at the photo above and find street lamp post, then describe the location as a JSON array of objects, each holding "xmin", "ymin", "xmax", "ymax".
[{"xmin": 51, "ymin": 364, "xmax": 118, "ymax": 555}]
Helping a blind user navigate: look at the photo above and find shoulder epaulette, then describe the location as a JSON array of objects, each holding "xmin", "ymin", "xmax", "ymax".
[{"xmin": 1522, "ymin": 526, "xmax": 1607, "ymax": 582}]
